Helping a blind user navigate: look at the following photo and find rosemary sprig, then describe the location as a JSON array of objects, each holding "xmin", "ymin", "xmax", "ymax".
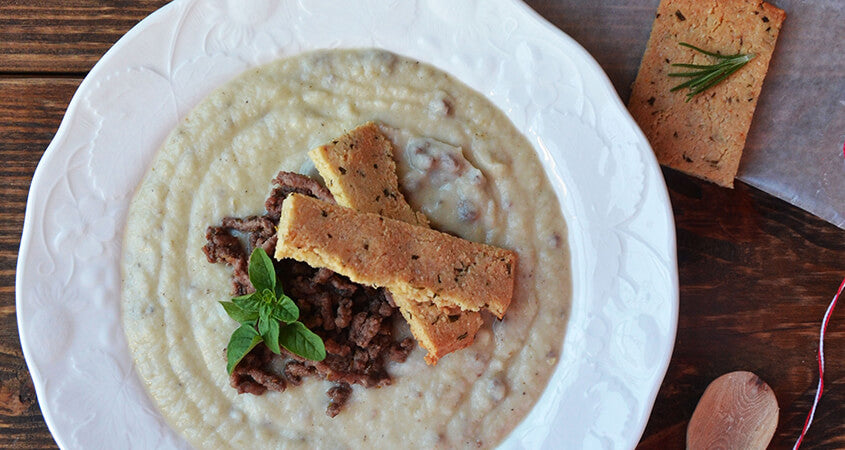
[{"xmin": 669, "ymin": 42, "xmax": 754, "ymax": 102}]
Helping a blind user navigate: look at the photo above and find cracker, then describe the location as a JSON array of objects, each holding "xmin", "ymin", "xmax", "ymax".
[
  {"xmin": 274, "ymin": 194, "xmax": 516, "ymax": 319},
  {"xmin": 310, "ymin": 123, "xmax": 482, "ymax": 364},
  {"xmin": 628, "ymin": 0, "xmax": 785, "ymax": 187},
  {"xmin": 395, "ymin": 300, "xmax": 483, "ymax": 365},
  {"xmin": 309, "ymin": 122, "xmax": 428, "ymax": 227}
]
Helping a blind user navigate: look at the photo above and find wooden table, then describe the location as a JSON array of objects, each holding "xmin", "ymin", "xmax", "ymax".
[{"xmin": 1, "ymin": 1, "xmax": 842, "ymax": 448}]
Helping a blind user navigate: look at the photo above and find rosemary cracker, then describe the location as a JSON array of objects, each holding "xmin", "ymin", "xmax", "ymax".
[
  {"xmin": 275, "ymin": 194, "xmax": 517, "ymax": 319},
  {"xmin": 629, "ymin": 0, "xmax": 785, "ymax": 187},
  {"xmin": 309, "ymin": 123, "xmax": 484, "ymax": 364},
  {"xmin": 309, "ymin": 122, "xmax": 429, "ymax": 227}
]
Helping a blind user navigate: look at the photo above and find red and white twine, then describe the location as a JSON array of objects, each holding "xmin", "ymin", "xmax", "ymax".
[{"xmin": 793, "ymin": 277, "xmax": 844, "ymax": 449}]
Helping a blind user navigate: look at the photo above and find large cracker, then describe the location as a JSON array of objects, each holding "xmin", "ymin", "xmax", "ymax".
[
  {"xmin": 309, "ymin": 123, "xmax": 483, "ymax": 364},
  {"xmin": 275, "ymin": 194, "xmax": 516, "ymax": 319},
  {"xmin": 309, "ymin": 122, "xmax": 428, "ymax": 227},
  {"xmin": 629, "ymin": 0, "xmax": 785, "ymax": 187}
]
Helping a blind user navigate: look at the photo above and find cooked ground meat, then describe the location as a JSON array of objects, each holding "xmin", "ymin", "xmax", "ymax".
[
  {"xmin": 265, "ymin": 171, "xmax": 334, "ymax": 221},
  {"xmin": 230, "ymin": 345, "xmax": 286, "ymax": 395},
  {"xmin": 326, "ymin": 383, "xmax": 353, "ymax": 418},
  {"xmin": 202, "ymin": 171, "xmax": 414, "ymax": 416},
  {"xmin": 203, "ymin": 227, "xmax": 250, "ymax": 295}
]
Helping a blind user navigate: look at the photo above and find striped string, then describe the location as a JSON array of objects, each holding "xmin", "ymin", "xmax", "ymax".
[{"xmin": 793, "ymin": 277, "xmax": 844, "ymax": 449}]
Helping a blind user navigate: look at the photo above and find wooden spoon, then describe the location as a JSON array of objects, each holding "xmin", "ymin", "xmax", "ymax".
[{"xmin": 686, "ymin": 371, "xmax": 779, "ymax": 450}]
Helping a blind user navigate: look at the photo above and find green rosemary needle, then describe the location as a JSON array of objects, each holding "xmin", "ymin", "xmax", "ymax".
[{"xmin": 669, "ymin": 42, "xmax": 755, "ymax": 102}]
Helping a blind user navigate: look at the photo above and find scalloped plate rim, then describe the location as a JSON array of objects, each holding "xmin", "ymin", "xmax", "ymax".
[
  {"xmin": 513, "ymin": 0, "xmax": 679, "ymax": 444},
  {"xmin": 16, "ymin": 3, "xmax": 184, "ymax": 445},
  {"xmin": 16, "ymin": 0, "xmax": 679, "ymax": 448}
]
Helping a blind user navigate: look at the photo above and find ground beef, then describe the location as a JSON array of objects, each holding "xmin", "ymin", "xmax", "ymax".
[
  {"xmin": 265, "ymin": 171, "xmax": 334, "ymax": 221},
  {"xmin": 230, "ymin": 345, "xmax": 286, "ymax": 395},
  {"xmin": 203, "ymin": 227, "xmax": 251, "ymax": 295},
  {"xmin": 326, "ymin": 383, "xmax": 353, "ymax": 418},
  {"xmin": 202, "ymin": 171, "xmax": 414, "ymax": 416}
]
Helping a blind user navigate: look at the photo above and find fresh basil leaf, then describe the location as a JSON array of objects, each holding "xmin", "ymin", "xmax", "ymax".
[
  {"xmin": 258, "ymin": 303, "xmax": 272, "ymax": 335},
  {"xmin": 248, "ymin": 247, "xmax": 276, "ymax": 293},
  {"xmin": 232, "ymin": 293, "xmax": 260, "ymax": 312},
  {"xmin": 273, "ymin": 295, "xmax": 299, "ymax": 323},
  {"xmin": 219, "ymin": 301, "xmax": 259, "ymax": 324},
  {"xmin": 260, "ymin": 288, "xmax": 275, "ymax": 303},
  {"xmin": 262, "ymin": 318, "xmax": 281, "ymax": 354},
  {"xmin": 232, "ymin": 292, "xmax": 255, "ymax": 302},
  {"xmin": 279, "ymin": 322, "xmax": 326, "ymax": 361},
  {"xmin": 226, "ymin": 324, "xmax": 261, "ymax": 375}
]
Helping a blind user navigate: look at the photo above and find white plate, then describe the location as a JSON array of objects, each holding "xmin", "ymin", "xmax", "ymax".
[{"xmin": 16, "ymin": 0, "xmax": 678, "ymax": 448}]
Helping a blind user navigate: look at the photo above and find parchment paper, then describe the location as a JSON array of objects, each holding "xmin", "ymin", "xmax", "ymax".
[
  {"xmin": 736, "ymin": 0, "xmax": 844, "ymax": 229},
  {"xmin": 530, "ymin": 0, "xmax": 844, "ymax": 228}
]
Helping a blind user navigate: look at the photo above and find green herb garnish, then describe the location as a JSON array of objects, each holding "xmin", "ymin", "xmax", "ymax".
[
  {"xmin": 669, "ymin": 42, "xmax": 755, "ymax": 102},
  {"xmin": 221, "ymin": 248, "xmax": 326, "ymax": 374}
]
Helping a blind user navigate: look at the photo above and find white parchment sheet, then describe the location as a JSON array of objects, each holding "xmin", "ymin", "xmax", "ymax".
[{"xmin": 736, "ymin": 0, "xmax": 844, "ymax": 229}]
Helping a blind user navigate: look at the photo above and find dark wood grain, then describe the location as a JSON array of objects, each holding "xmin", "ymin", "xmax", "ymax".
[
  {"xmin": 638, "ymin": 169, "xmax": 844, "ymax": 449},
  {"xmin": 1, "ymin": 1, "xmax": 843, "ymax": 449},
  {"xmin": 0, "ymin": 0, "xmax": 169, "ymax": 74}
]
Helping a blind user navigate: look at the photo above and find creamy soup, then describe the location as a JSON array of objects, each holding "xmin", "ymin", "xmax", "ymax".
[{"xmin": 121, "ymin": 49, "xmax": 571, "ymax": 449}]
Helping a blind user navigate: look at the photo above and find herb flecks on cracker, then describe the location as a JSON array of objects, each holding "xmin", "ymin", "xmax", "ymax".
[{"xmin": 627, "ymin": 0, "xmax": 786, "ymax": 187}]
